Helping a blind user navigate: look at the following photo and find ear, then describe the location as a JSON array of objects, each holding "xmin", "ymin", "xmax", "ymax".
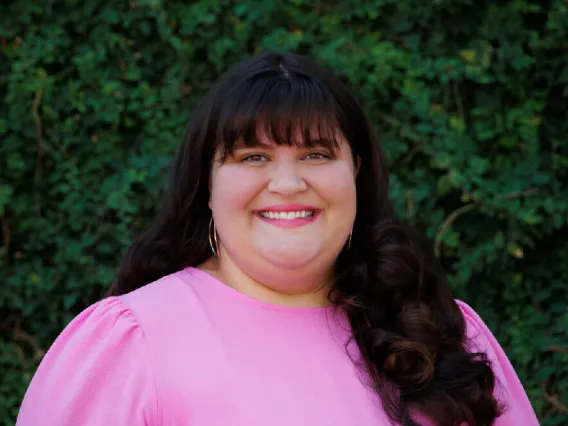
[{"xmin": 354, "ymin": 155, "xmax": 361, "ymax": 176}]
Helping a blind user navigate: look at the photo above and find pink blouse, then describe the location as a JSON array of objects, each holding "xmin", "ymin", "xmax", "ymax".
[{"xmin": 17, "ymin": 267, "xmax": 539, "ymax": 425}]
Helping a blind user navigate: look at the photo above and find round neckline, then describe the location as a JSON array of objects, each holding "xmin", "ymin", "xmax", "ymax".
[{"xmin": 183, "ymin": 266, "xmax": 339, "ymax": 316}]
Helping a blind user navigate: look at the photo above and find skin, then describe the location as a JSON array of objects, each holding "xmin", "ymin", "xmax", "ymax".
[{"xmin": 200, "ymin": 130, "xmax": 360, "ymax": 308}]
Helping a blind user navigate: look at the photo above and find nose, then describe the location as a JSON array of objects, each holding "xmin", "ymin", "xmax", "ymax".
[{"xmin": 266, "ymin": 161, "xmax": 308, "ymax": 196}]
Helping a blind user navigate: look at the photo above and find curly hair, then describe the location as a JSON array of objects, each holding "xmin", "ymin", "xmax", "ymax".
[{"xmin": 113, "ymin": 52, "xmax": 503, "ymax": 426}]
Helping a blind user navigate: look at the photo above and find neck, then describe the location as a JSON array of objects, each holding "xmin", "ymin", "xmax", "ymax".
[{"xmin": 199, "ymin": 256, "xmax": 334, "ymax": 308}]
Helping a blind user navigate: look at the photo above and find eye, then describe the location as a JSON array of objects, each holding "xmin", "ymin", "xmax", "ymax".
[
  {"xmin": 241, "ymin": 154, "xmax": 269, "ymax": 162},
  {"xmin": 304, "ymin": 152, "xmax": 332, "ymax": 160}
]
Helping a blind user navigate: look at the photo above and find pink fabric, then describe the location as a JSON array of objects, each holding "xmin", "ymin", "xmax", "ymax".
[{"xmin": 17, "ymin": 268, "xmax": 539, "ymax": 425}]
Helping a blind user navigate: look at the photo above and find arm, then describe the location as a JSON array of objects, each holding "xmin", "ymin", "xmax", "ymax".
[{"xmin": 16, "ymin": 297, "xmax": 158, "ymax": 425}]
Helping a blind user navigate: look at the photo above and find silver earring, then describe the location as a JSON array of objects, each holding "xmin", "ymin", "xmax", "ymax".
[{"xmin": 208, "ymin": 217, "xmax": 219, "ymax": 257}]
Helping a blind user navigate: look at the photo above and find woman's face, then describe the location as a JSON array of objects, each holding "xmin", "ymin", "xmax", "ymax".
[{"xmin": 209, "ymin": 129, "xmax": 358, "ymax": 294}]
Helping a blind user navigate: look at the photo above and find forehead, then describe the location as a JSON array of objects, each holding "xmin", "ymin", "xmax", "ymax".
[{"xmin": 214, "ymin": 96, "xmax": 352, "ymax": 160}]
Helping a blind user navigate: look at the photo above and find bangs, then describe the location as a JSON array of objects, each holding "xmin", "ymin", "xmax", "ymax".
[{"xmin": 214, "ymin": 74, "xmax": 346, "ymax": 159}]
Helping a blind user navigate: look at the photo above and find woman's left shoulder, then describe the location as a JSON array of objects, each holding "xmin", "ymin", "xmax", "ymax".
[
  {"xmin": 454, "ymin": 299, "xmax": 515, "ymax": 380},
  {"xmin": 454, "ymin": 299, "xmax": 540, "ymax": 426},
  {"xmin": 454, "ymin": 299, "xmax": 496, "ymax": 349}
]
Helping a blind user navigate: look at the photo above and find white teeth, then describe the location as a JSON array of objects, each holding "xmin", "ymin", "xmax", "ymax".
[{"xmin": 259, "ymin": 210, "xmax": 314, "ymax": 219}]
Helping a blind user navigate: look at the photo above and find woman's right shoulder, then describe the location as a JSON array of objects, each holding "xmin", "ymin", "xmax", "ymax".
[
  {"xmin": 17, "ymin": 268, "xmax": 208, "ymax": 425},
  {"xmin": 117, "ymin": 267, "xmax": 204, "ymax": 325},
  {"xmin": 16, "ymin": 296, "xmax": 158, "ymax": 425}
]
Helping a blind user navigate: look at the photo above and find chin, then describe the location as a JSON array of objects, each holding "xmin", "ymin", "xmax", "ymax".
[{"xmin": 262, "ymin": 250, "xmax": 319, "ymax": 270}]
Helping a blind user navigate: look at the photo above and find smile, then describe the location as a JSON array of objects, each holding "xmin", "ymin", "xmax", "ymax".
[
  {"xmin": 258, "ymin": 210, "xmax": 314, "ymax": 220},
  {"xmin": 256, "ymin": 208, "xmax": 321, "ymax": 228}
]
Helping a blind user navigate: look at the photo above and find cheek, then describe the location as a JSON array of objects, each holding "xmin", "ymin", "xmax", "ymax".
[
  {"xmin": 211, "ymin": 166, "xmax": 263, "ymax": 211},
  {"xmin": 310, "ymin": 164, "xmax": 357, "ymax": 208}
]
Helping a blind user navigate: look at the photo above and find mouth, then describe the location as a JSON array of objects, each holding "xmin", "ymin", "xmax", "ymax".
[
  {"xmin": 255, "ymin": 208, "xmax": 321, "ymax": 228},
  {"xmin": 258, "ymin": 210, "xmax": 316, "ymax": 220}
]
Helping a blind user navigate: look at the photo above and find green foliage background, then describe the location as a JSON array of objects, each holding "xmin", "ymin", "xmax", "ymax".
[{"xmin": 1, "ymin": 0, "xmax": 567, "ymax": 424}]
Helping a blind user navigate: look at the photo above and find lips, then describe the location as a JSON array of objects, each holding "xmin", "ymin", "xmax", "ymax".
[
  {"xmin": 255, "ymin": 203, "xmax": 320, "ymax": 226},
  {"xmin": 256, "ymin": 203, "xmax": 319, "ymax": 218},
  {"xmin": 259, "ymin": 210, "xmax": 315, "ymax": 220}
]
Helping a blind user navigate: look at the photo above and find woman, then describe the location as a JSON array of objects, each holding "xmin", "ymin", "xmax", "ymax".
[{"xmin": 17, "ymin": 52, "xmax": 538, "ymax": 426}]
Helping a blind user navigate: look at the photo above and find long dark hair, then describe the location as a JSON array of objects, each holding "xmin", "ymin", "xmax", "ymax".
[{"xmin": 114, "ymin": 52, "xmax": 502, "ymax": 425}]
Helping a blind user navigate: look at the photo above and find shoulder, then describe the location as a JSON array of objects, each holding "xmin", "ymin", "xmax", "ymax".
[
  {"xmin": 454, "ymin": 299, "xmax": 501, "ymax": 355},
  {"xmin": 455, "ymin": 300, "xmax": 521, "ymax": 404},
  {"xmin": 118, "ymin": 267, "xmax": 203, "ymax": 322},
  {"xmin": 54, "ymin": 269, "xmax": 194, "ymax": 346},
  {"xmin": 453, "ymin": 300, "xmax": 540, "ymax": 424},
  {"xmin": 63, "ymin": 296, "xmax": 142, "ymax": 343},
  {"xmin": 119, "ymin": 268, "xmax": 192, "ymax": 308},
  {"xmin": 454, "ymin": 299, "xmax": 513, "ymax": 391},
  {"xmin": 114, "ymin": 268, "xmax": 212, "ymax": 348},
  {"xmin": 17, "ymin": 297, "xmax": 159, "ymax": 425},
  {"xmin": 42, "ymin": 268, "xmax": 205, "ymax": 359},
  {"xmin": 40, "ymin": 296, "xmax": 150, "ymax": 371},
  {"xmin": 455, "ymin": 299, "xmax": 490, "ymax": 337}
]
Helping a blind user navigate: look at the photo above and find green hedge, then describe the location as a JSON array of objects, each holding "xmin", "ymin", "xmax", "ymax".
[{"xmin": 1, "ymin": 1, "xmax": 567, "ymax": 424}]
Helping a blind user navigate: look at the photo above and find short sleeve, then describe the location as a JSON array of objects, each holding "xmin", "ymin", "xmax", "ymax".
[
  {"xmin": 16, "ymin": 297, "xmax": 158, "ymax": 426},
  {"xmin": 457, "ymin": 300, "xmax": 539, "ymax": 426}
]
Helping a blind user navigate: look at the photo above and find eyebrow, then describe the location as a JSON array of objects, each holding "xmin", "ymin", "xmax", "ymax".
[{"xmin": 231, "ymin": 140, "xmax": 270, "ymax": 149}]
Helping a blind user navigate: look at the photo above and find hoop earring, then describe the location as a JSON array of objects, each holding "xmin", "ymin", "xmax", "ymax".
[
  {"xmin": 347, "ymin": 229, "xmax": 353, "ymax": 249},
  {"xmin": 208, "ymin": 217, "xmax": 219, "ymax": 257}
]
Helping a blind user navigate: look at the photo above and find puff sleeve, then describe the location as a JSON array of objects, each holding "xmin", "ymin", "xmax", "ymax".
[
  {"xmin": 16, "ymin": 297, "xmax": 158, "ymax": 426},
  {"xmin": 457, "ymin": 301, "xmax": 540, "ymax": 426}
]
